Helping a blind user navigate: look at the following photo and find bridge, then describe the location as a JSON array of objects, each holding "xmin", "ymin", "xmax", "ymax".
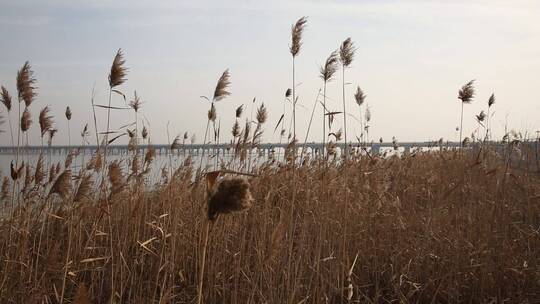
[{"xmin": 0, "ymin": 141, "xmax": 477, "ymax": 156}]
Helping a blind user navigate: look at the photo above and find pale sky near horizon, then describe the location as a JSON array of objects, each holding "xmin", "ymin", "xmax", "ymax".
[{"xmin": 0, "ymin": 0, "xmax": 539, "ymax": 146}]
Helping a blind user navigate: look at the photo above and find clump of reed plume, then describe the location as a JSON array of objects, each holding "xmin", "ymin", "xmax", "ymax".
[
  {"xmin": 289, "ymin": 16, "xmax": 307, "ymax": 141},
  {"xmin": 458, "ymin": 80, "xmax": 475, "ymax": 146},
  {"xmin": 1, "ymin": 86, "xmax": 14, "ymax": 145},
  {"xmin": 339, "ymin": 38, "xmax": 356, "ymax": 157},
  {"xmin": 198, "ymin": 171, "xmax": 254, "ymax": 304},
  {"xmin": 319, "ymin": 51, "xmax": 340, "ymax": 157}
]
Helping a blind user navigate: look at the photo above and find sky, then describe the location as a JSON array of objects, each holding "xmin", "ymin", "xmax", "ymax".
[{"xmin": 0, "ymin": 0, "xmax": 539, "ymax": 146}]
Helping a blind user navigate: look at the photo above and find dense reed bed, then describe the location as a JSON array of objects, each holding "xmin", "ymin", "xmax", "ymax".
[{"xmin": 0, "ymin": 145, "xmax": 539, "ymax": 303}]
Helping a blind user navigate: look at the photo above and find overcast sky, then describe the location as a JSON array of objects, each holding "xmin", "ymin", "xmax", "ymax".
[{"xmin": 0, "ymin": 0, "xmax": 539, "ymax": 146}]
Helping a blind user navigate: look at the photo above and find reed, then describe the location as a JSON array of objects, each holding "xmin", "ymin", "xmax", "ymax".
[
  {"xmin": 289, "ymin": 17, "xmax": 307, "ymax": 144},
  {"xmin": 0, "ymin": 86, "xmax": 14, "ymax": 146},
  {"xmin": 458, "ymin": 80, "xmax": 475, "ymax": 147},
  {"xmin": 319, "ymin": 51, "xmax": 339, "ymax": 158},
  {"xmin": 339, "ymin": 38, "xmax": 355, "ymax": 158}
]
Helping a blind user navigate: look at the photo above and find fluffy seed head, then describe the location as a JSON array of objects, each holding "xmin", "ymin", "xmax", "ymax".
[
  {"xmin": 476, "ymin": 110, "xmax": 486, "ymax": 122},
  {"xmin": 208, "ymin": 103, "xmax": 217, "ymax": 122},
  {"xmin": 34, "ymin": 154, "xmax": 45, "ymax": 185},
  {"xmin": 320, "ymin": 51, "xmax": 340, "ymax": 82},
  {"xmin": 65, "ymin": 106, "xmax": 72, "ymax": 120},
  {"xmin": 108, "ymin": 49, "xmax": 128, "ymax": 88},
  {"xmin": 235, "ymin": 105, "xmax": 244, "ymax": 118},
  {"xmin": 144, "ymin": 145, "xmax": 156, "ymax": 166},
  {"xmin": 129, "ymin": 91, "xmax": 141, "ymax": 112},
  {"xmin": 142, "ymin": 126, "xmax": 148, "ymax": 139},
  {"xmin": 256, "ymin": 103, "xmax": 267, "ymax": 124},
  {"xmin": 0, "ymin": 86, "xmax": 12, "ymax": 112},
  {"xmin": 232, "ymin": 120, "xmax": 240, "ymax": 137},
  {"xmin": 213, "ymin": 69, "xmax": 231, "ymax": 102},
  {"xmin": 290, "ymin": 17, "xmax": 307, "ymax": 57},
  {"xmin": 170, "ymin": 135, "xmax": 181, "ymax": 150},
  {"xmin": 108, "ymin": 161, "xmax": 125, "ymax": 195},
  {"xmin": 458, "ymin": 80, "xmax": 475, "ymax": 104},
  {"xmin": 49, "ymin": 170, "xmax": 72, "ymax": 199},
  {"xmin": 39, "ymin": 106, "xmax": 54, "ymax": 136},
  {"xmin": 74, "ymin": 174, "xmax": 93, "ymax": 203},
  {"xmin": 16, "ymin": 61, "xmax": 37, "ymax": 107},
  {"xmin": 488, "ymin": 93, "xmax": 495, "ymax": 108},
  {"xmin": 207, "ymin": 176, "xmax": 254, "ymax": 221},
  {"xmin": 1, "ymin": 177, "xmax": 10, "ymax": 202},
  {"xmin": 354, "ymin": 86, "xmax": 366, "ymax": 106},
  {"xmin": 48, "ymin": 129, "xmax": 58, "ymax": 146},
  {"xmin": 339, "ymin": 38, "xmax": 355, "ymax": 67},
  {"xmin": 21, "ymin": 108, "xmax": 32, "ymax": 132}
]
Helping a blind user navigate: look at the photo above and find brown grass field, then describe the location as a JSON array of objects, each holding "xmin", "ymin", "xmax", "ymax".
[{"xmin": 0, "ymin": 146, "xmax": 540, "ymax": 303}]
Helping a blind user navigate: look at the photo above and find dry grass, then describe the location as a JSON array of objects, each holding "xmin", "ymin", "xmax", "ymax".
[{"xmin": 0, "ymin": 146, "xmax": 539, "ymax": 303}]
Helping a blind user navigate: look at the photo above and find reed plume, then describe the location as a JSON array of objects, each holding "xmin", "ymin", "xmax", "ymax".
[
  {"xmin": 39, "ymin": 106, "xmax": 54, "ymax": 138},
  {"xmin": 339, "ymin": 38, "xmax": 355, "ymax": 157},
  {"xmin": 235, "ymin": 105, "xmax": 244, "ymax": 118},
  {"xmin": 232, "ymin": 121, "xmax": 240, "ymax": 138},
  {"xmin": 129, "ymin": 91, "xmax": 141, "ymax": 112},
  {"xmin": 48, "ymin": 170, "xmax": 72, "ymax": 200},
  {"xmin": 34, "ymin": 153, "xmax": 45, "ymax": 185},
  {"xmin": 109, "ymin": 49, "xmax": 128, "ymax": 88},
  {"xmin": 1, "ymin": 177, "xmax": 9, "ymax": 203},
  {"xmin": 207, "ymin": 176, "xmax": 254, "ymax": 220},
  {"xmin": 290, "ymin": 17, "xmax": 307, "ymax": 57},
  {"xmin": 458, "ymin": 80, "xmax": 475, "ymax": 146},
  {"xmin": 21, "ymin": 108, "xmax": 32, "ymax": 132},
  {"xmin": 213, "ymin": 69, "xmax": 231, "ymax": 102},
  {"xmin": 0, "ymin": 86, "xmax": 12, "ymax": 112},
  {"xmin": 65, "ymin": 106, "xmax": 72, "ymax": 146},
  {"xmin": 354, "ymin": 86, "xmax": 366, "ymax": 144},
  {"xmin": 256, "ymin": 103, "xmax": 268, "ymax": 124},
  {"xmin": 108, "ymin": 161, "xmax": 125, "ymax": 195},
  {"xmin": 16, "ymin": 61, "xmax": 37, "ymax": 107},
  {"xmin": 208, "ymin": 103, "xmax": 217, "ymax": 122},
  {"xmin": 320, "ymin": 51, "xmax": 340, "ymax": 156},
  {"xmin": 290, "ymin": 16, "xmax": 307, "ymax": 141},
  {"xmin": 171, "ymin": 135, "xmax": 181, "ymax": 150},
  {"xmin": 74, "ymin": 174, "xmax": 94, "ymax": 203},
  {"xmin": 65, "ymin": 106, "xmax": 72, "ymax": 120},
  {"xmin": 0, "ymin": 86, "xmax": 14, "ymax": 145},
  {"xmin": 47, "ymin": 129, "xmax": 57, "ymax": 146},
  {"xmin": 486, "ymin": 93, "xmax": 495, "ymax": 141},
  {"xmin": 142, "ymin": 126, "xmax": 148, "ymax": 140}
]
